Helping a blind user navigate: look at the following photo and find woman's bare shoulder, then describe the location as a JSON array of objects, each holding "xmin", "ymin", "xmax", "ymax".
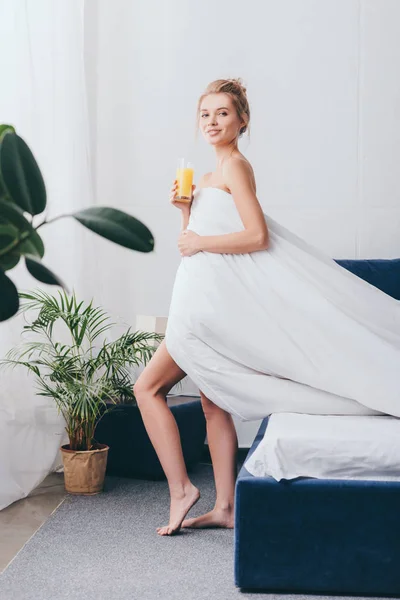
[
  {"xmin": 230, "ymin": 154, "xmax": 254, "ymax": 172},
  {"xmin": 224, "ymin": 155, "xmax": 256, "ymax": 192}
]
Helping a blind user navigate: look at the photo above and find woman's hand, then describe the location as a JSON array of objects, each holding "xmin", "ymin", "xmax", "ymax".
[
  {"xmin": 169, "ymin": 179, "xmax": 196, "ymax": 210},
  {"xmin": 178, "ymin": 229, "xmax": 202, "ymax": 257}
]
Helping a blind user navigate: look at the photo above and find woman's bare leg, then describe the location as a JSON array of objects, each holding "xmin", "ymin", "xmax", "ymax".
[
  {"xmin": 133, "ymin": 339, "xmax": 200, "ymax": 536},
  {"xmin": 182, "ymin": 390, "xmax": 237, "ymax": 529}
]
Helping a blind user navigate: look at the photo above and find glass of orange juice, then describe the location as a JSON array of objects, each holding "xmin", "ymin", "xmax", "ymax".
[{"xmin": 176, "ymin": 158, "xmax": 194, "ymax": 202}]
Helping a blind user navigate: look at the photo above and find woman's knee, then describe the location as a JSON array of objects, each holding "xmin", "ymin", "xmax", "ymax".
[
  {"xmin": 132, "ymin": 377, "xmax": 147, "ymax": 406},
  {"xmin": 133, "ymin": 376, "xmax": 155, "ymax": 406},
  {"xmin": 133, "ymin": 339, "xmax": 186, "ymax": 405},
  {"xmin": 133, "ymin": 373, "xmax": 170, "ymax": 406},
  {"xmin": 200, "ymin": 392, "xmax": 227, "ymax": 420}
]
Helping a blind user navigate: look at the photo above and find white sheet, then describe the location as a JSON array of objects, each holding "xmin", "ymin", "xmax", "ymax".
[
  {"xmin": 244, "ymin": 413, "xmax": 400, "ymax": 481},
  {"xmin": 165, "ymin": 187, "xmax": 400, "ymax": 422}
]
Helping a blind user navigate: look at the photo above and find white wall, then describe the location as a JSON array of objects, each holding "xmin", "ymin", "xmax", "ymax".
[{"xmin": 84, "ymin": 0, "xmax": 400, "ymax": 446}]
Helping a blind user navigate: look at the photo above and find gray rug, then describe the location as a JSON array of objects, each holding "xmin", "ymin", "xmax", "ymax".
[{"xmin": 0, "ymin": 462, "xmax": 390, "ymax": 600}]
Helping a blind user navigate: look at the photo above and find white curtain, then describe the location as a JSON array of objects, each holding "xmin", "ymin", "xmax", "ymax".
[{"xmin": 0, "ymin": 0, "xmax": 93, "ymax": 510}]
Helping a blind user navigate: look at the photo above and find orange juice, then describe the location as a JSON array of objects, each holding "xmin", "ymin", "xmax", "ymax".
[{"xmin": 176, "ymin": 159, "xmax": 194, "ymax": 202}]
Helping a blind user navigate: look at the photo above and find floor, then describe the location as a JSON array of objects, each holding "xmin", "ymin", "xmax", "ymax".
[
  {"xmin": 0, "ymin": 471, "xmax": 66, "ymax": 574},
  {"xmin": 0, "ymin": 395, "xmax": 199, "ymax": 573},
  {"xmin": 0, "ymin": 435, "xmax": 248, "ymax": 575}
]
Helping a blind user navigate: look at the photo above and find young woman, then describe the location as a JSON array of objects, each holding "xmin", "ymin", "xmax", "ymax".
[{"xmin": 134, "ymin": 78, "xmax": 400, "ymax": 537}]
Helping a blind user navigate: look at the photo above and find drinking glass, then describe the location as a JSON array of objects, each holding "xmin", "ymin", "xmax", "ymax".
[{"xmin": 176, "ymin": 158, "xmax": 194, "ymax": 202}]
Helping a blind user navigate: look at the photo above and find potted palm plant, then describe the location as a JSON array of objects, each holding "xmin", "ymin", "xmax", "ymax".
[{"xmin": 0, "ymin": 289, "xmax": 163, "ymax": 495}]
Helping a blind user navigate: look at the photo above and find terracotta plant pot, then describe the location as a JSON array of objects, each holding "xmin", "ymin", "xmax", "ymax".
[{"xmin": 60, "ymin": 443, "xmax": 109, "ymax": 495}]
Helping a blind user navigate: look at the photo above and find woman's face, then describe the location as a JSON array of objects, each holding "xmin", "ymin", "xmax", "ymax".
[{"xmin": 199, "ymin": 93, "xmax": 244, "ymax": 145}]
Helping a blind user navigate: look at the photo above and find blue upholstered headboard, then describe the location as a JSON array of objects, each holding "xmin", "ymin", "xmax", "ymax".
[{"xmin": 334, "ymin": 258, "xmax": 400, "ymax": 300}]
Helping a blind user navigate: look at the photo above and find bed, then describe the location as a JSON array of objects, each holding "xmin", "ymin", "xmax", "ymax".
[
  {"xmin": 234, "ymin": 417, "xmax": 400, "ymax": 595},
  {"xmin": 234, "ymin": 257, "xmax": 400, "ymax": 596}
]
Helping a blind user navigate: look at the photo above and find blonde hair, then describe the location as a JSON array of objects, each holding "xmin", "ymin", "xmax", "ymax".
[{"xmin": 195, "ymin": 77, "xmax": 250, "ymax": 140}]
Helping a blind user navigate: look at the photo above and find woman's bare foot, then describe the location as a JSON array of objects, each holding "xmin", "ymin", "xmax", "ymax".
[
  {"xmin": 156, "ymin": 483, "xmax": 200, "ymax": 536},
  {"xmin": 181, "ymin": 506, "xmax": 234, "ymax": 529}
]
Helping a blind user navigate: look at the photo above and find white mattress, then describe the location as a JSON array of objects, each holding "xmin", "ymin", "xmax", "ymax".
[{"xmin": 244, "ymin": 413, "xmax": 400, "ymax": 482}]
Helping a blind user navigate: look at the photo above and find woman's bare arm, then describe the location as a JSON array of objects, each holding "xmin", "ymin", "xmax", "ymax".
[{"xmin": 181, "ymin": 207, "xmax": 191, "ymax": 232}]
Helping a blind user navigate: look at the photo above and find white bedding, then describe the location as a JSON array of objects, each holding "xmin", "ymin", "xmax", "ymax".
[
  {"xmin": 166, "ymin": 188, "xmax": 400, "ymax": 423},
  {"xmin": 244, "ymin": 413, "xmax": 400, "ymax": 481}
]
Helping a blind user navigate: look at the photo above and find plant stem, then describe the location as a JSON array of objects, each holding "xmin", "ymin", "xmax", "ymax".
[
  {"xmin": 35, "ymin": 213, "xmax": 71, "ymax": 230},
  {"xmin": 0, "ymin": 230, "xmax": 30, "ymax": 257}
]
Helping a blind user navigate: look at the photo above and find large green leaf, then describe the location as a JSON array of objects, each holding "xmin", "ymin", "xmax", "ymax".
[
  {"xmin": 0, "ymin": 131, "xmax": 46, "ymax": 215},
  {"xmin": 0, "ymin": 125, "xmax": 16, "ymax": 139},
  {"xmin": 0, "ymin": 199, "xmax": 44, "ymax": 258},
  {"xmin": 0, "ymin": 251, "xmax": 20, "ymax": 271},
  {"xmin": 0, "ymin": 224, "xmax": 20, "ymax": 270},
  {"xmin": 0, "ymin": 270, "xmax": 19, "ymax": 321},
  {"xmin": 0, "ymin": 223, "xmax": 18, "ymax": 249},
  {"xmin": 73, "ymin": 207, "xmax": 154, "ymax": 252},
  {"xmin": 25, "ymin": 255, "xmax": 67, "ymax": 288},
  {"xmin": 19, "ymin": 230, "xmax": 45, "ymax": 258},
  {"xmin": 0, "ymin": 126, "xmax": 16, "ymax": 198}
]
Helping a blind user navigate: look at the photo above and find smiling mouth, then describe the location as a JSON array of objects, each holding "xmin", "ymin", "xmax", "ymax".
[{"xmin": 208, "ymin": 130, "xmax": 220, "ymax": 135}]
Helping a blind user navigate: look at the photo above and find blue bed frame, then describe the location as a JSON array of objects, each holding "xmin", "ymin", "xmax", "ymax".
[{"xmin": 234, "ymin": 258, "xmax": 400, "ymax": 596}]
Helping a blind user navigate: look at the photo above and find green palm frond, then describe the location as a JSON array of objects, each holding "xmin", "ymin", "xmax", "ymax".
[
  {"xmin": 5, "ymin": 341, "xmax": 52, "ymax": 362},
  {"xmin": 94, "ymin": 329, "xmax": 163, "ymax": 372},
  {"xmin": 1, "ymin": 359, "xmax": 41, "ymax": 378},
  {"xmin": 0, "ymin": 289, "xmax": 165, "ymax": 450},
  {"xmin": 18, "ymin": 289, "xmax": 114, "ymax": 346}
]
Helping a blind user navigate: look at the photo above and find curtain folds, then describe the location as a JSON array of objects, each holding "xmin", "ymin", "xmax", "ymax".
[{"xmin": 0, "ymin": 0, "xmax": 93, "ymax": 510}]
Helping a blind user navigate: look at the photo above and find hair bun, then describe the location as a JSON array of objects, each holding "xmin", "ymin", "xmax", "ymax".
[{"xmin": 229, "ymin": 78, "xmax": 247, "ymax": 94}]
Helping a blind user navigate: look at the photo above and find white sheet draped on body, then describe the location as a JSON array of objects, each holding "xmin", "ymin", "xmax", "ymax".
[{"xmin": 165, "ymin": 187, "xmax": 400, "ymax": 421}]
